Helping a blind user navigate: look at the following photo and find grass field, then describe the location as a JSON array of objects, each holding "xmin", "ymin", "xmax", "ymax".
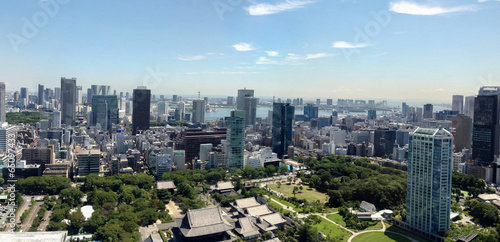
[
  {"xmin": 327, "ymin": 214, "xmax": 347, "ymax": 226},
  {"xmin": 268, "ymin": 184, "xmax": 329, "ymax": 202},
  {"xmin": 269, "ymin": 195, "xmax": 301, "ymax": 212},
  {"xmin": 385, "ymin": 225, "xmax": 430, "ymax": 242},
  {"xmin": 311, "ymin": 217, "xmax": 351, "ymax": 241},
  {"xmin": 352, "ymin": 232, "xmax": 411, "ymax": 242}
]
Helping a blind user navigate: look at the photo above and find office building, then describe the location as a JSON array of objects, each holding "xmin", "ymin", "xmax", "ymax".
[
  {"xmin": 0, "ymin": 124, "xmax": 16, "ymax": 153},
  {"xmin": 0, "ymin": 83, "xmax": 5, "ymax": 123},
  {"xmin": 304, "ymin": 104, "xmax": 318, "ymax": 122},
  {"xmin": 423, "ymin": 104, "xmax": 433, "ymax": 119},
  {"xmin": 316, "ymin": 99, "xmax": 320, "ymax": 106},
  {"xmin": 227, "ymin": 110, "xmax": 245, "ymax": 171},
  {"xmin": 76, "ymin": 86, "xmax": 82, "ymax": 105},
  {"xmin": 61, "ymin": 77, "xmax": 77, "ymax": 126},
  {"xmin": 407, "ymin": 128, "xmax": 452, "ymax": 235},
  {"xmin": 244, "ymin": 97, "xmax": 257, "ymax": 128},
  {"xmin": 20, "ymin": 87, "xmax": 28, "ymax": 99},
  {"xmin": 237, "ymin": 88, "xmax": 254, "ymax": 110},
  {"xmin": 402, "ymin": 102, "xmax": 409, "ymax": 118},
  {"xmin": 452, "ymin": 114, "xmax": 472, "ymax": 152},
  {"xmin": 52, "ymin": 111, "xmax": 61, "ymax": 128},
  {"xmin": 92, "ymin": 95, "xmax": 118, "ymax": 131},
  {"xmin": 327, "ymin": 99, "xmax": 333, "ymax": 106},
  {"xmin": 54, "ymin": 87, "xmax": 61, "ymax": 101},
  {"xmin": 175, "ymin": 101, "xmax": 185, "ymax": 121},
  {"xmin": 77, "ymin": 149, "xmax": 100, "ymax": 176},
  {"xmin": 272, "ymin": 103, "xmax": 294, "ymax": 158},
  {"xmin": 157, "ymin": 101, "xmax": 169, "ymax": 116},
  {"xmin": 452, "ymin": 95, "xmax": 464, "ymax": 114},
  {"xmin": 373, "ymin": 128, "xmax": 396, "ymax": 157},
  {"xmin": 38, "ymin": 84, "xmax": 44, "ymax": 105},
  {"xmin": 227, "ymin": 96, "xmax": 235, "ymax": 105},
  {"xmin": 367, "ymin": 110, "xmax": 376, "ymax": 120},
  {"xmin": 472, "ymin": 91, "xmax": 500, "ymax": 167},
  {"xmin": 132, "ymin": 86, "xmax": 151, "ymax": 135},
  {"xmin": 192, "ymin": 99, "xmax": 206, "ymax": 123},
  {"xmin": 464, "ymin": 96, "xmax": 475, "ymax": 119}
]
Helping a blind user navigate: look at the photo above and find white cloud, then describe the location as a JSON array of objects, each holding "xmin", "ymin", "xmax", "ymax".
[
  {"xmin": 478, "ymin": 0, "xmax": 500, "ymax": 2},
  {"xmin": 257, "ymin": 52, "xmax": 330, "ymax": 65},
  {"xmin": 265, "ymin": 51, "xmax": 279, "ymax": 56},
  {"xmin": 389, "ymin": 1, "xmax": 475, "ymax": 15},
  {"xmin": 304, "ymin": 53, "xmax": 329, "ymax": 59},
  {"xmin": 246, "ymin": 0, "xmax": 314, "ymax": 16},
  {"xmin": 232, "ymin": 43, "xmax": 255, "ymax": 51},
  {"xmin": 332, "ymin": 41, "xmax": 370, "ymax": 49},
  {"xmin": 177, "ymin": 55, "xmax": 206, "ymax": 61}
]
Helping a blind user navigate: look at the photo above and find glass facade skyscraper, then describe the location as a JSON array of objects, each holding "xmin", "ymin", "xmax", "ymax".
[
  {"xmin": 407, "ymin": 128, "xmax": 453, "ymax": 235},
  {"xmin": 92, "ymin": 95, "xmax": 118, "ymax": 131},
  {"xmin": 132, "ymin": 87, "xmax": 151, "ymax": 135},
  {"xmin": 472, "ymin": 94, "xmax": 500, "ymax": 167},
  {"xmin": 272, "ymin": 102, "xmax": 294, "ymax": 158},
  {"xmin": 304, "ymin": 104, "xmax": 318, "ymax": 122},
  {"xmin": 227, "ymin": 110, "xmax": 245, "ymax": 171},
  {"xmin": 61, "ymin": 77, "xmax": 76, "ymax": 126}
]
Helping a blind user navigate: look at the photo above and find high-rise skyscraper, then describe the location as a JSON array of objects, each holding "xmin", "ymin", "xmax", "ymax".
[
  {"xmin": 20, "ymin": 87, "xmax": 28, "ymax": 100},
  {"xmin": 132, "ymin": 86, "xmax": 151, "ymax": 135},
  {"xmin": 0, "ymin": 83, "xmax": 5, "ymax": 123},
  {"xmin": 367, "ymin": 110, "xmax": 376, "ymax": 120},
  {"xmin": 272, "ymin": 103, "xmax": 294, "ymax": 158},
  {"xmin": 452, "ymin": 114, "xmax": 472, "ymax": 152},
  {"xmin": 373, "ymin": 128, "xmax": 396, "ymax": 157},
  {"xmin": 304, "ymin": 104, "xmax": 318, "ymax": 122},
  {"xmin": 237, "ymin": 88, "xmax": 254, "ymax": 110},
  {"xmin": 157, "ymin": 101, "xmax": 169, "ymax": 116},
  {"xmin": 61, "ymin": 77, "xmax": 77, "ymax": 126},
  {"xmin": 175, "ymin": 101, "xmax": 185, "ymax": 121},
  {"xmin": 316, "ymin": 99, "xmax": 320, "ymax": 106},
  {"xmin": 92, "ymin": 95, "xmax": 118, "ymax": 131},
  {"xmin": 423, "ymin": 104, "xmax": 433, "ymax": 119},
  {"xmin": 472, "ymin": 88, "xmax": 500, "ymax": 167},
  {"xmin": 52, "ymin": 111, "xmax": 61, "ymax": 128},
  {"xmin": 244, "ymin": 97, "xmax": 257, "ymax": 128},
  {"xmin": 326, "ymin": 99, "xmax": 333, "ymax": 106},
  {"xmin": 464, "ymin": 96, "xmax": 475, "ymax": 119},
  {"xmin": 76, "ymin": 86, "xmax": 83, "ymax": 105},
  {"xmin": 54, "ymin": 87, "xmax": 61, "ymax": 101},
  {"xmin": 407, "ymin": 127, "xmax": 452, "ymax": 235},
  {"xmin": 192, "ymin": 99, "xmax": 206, "ymax": 123},
  {"xmin": 38, "ymin": 84, "xmax": 44, "ymax": 105},
  {"xmin": 402, "ymin": 102, "xmax": 409, "ymax": 118},
  {"xmin": 452, "ymin": 95, "xmax": 464, "ymax": 114},
  {"xmin": 227, "ymin": 110, "xmax": 245, "ymax": 171}
]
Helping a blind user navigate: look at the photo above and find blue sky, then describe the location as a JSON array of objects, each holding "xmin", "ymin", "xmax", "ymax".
[{"xmin": 1, "ymin": 0, "xmax": 499, "ymax": 102}]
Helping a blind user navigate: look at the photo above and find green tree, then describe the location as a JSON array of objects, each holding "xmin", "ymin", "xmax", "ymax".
[
  {"xmin": 60, "ymin": 187, "xmax": 84, "ymax": 207},
  {"xmin": 68, "ymin": 210, "xmax": 85, "ymax": 235}
]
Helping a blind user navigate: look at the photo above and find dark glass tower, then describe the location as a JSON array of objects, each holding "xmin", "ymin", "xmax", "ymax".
[
  {"xmin": 272, "ymin": 102, "xmax": 294, "ymax": 158},
  {"xmin": 38, "ymin": 84, "xmax": 44, "ymax": 105},
  {"xmin": 61, "ymin": 77, "xmax": 76, "ymax": 126},
  {"xmin": 472, "ymin": 95, "xmax": 500, "ymax": 166},
  {"xmin": 132, "ymin": 87, "xmax": 151, "ymax": 135},
  {"xmin": 304, "ymin": 104, "xmax": 318, "ymax": 122}
]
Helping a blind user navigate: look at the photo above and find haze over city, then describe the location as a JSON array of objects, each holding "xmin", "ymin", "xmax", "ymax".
[{"xmin": 1, "ymin": 0, "xmax": 499, "ymax": 100}]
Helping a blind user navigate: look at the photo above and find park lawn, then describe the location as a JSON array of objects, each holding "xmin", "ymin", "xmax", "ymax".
[
  {"xmin": 362, "ymin": 221, "xmax": 383, "ymax": 231},
  {"xmin": 327, "ymin": 214, "xmax": 347, "ymax": 227},
  {"xmin": 312, "ymin": 217, "xmax": 351, "ymax": 241},
  {"xmin": 268, "ymin": 184, "xmax": 329, "ymax": 202},
  {"xmin": 270, "ymin": 195, "xmax": 301, "ymax": 212},
  {"xmin": 352, "ymin": 232, "xmax": 411, "ymax": 242},
  {"xmin": 385, "ymin": 224, "xmax": 429, "ymax": 242}
]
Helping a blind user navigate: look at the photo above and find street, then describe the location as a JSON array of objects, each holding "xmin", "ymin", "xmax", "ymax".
[
  {"xmin": 21, "ymin": 202, "xmax": 42, "ymax": 232},
  {"xmin": 38, "ymin": 210, "xmax": 52, "ymax": 231}
]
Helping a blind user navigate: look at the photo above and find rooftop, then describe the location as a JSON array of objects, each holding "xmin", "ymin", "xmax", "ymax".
[
  {"xmin": 234, "ymin": 197, "xmax": 260, "ymax": 209},
  {"xmin": 157, "ymin": 181, "xmax": 176, "ymax": 190},
  {"xmin": 177, "ymin": 207, "xmax": 233, "ymax": 238},
  {"xmin": 0, "ymin": 232, "xmax": 67, "ymax": 242}
]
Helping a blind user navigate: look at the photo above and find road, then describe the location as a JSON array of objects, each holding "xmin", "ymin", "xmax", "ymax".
[
  {"xmin": 21, "ymin": 202, "xmax": 42, "ymax": 232},
  {"xmin": 38, "ymin": 210, "xmax": 52, "ymax": 231},
  {"xmin": 4, "ymin": 196, "xmax": 30, "ymax": 231}
]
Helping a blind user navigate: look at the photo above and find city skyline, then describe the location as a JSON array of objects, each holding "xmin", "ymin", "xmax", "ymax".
[{"xmin": 1, "ymin": 0, "xmax": 500, "ymax": 101}]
